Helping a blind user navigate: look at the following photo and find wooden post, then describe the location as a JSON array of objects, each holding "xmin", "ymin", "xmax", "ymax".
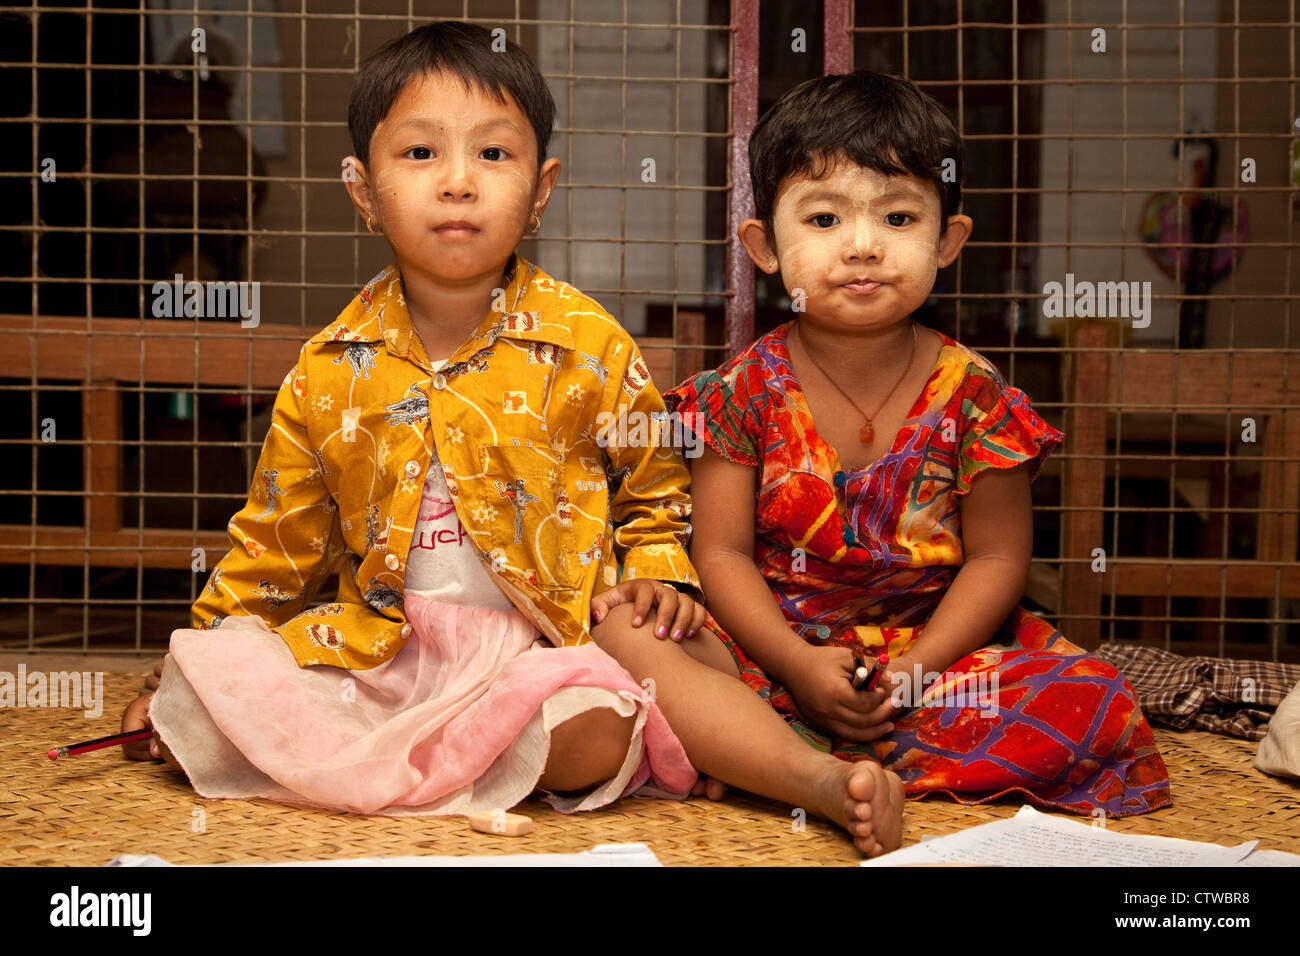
[
  {"xmin": 1060, "ymin": 322, "xmax": 1111, "ymax": 649},
  {"xmin": 82, "ymin": 381, "xmax": 122, "ymax": 534},
  {"xmin": 674, "ymin": 309, "xmax": 707, "ymax": 382}
]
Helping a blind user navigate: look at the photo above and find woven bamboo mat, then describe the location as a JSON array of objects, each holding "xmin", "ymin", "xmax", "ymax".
[{"xmin": 2, "ymin": 671, "xmax": 1297, "ymax": 866}]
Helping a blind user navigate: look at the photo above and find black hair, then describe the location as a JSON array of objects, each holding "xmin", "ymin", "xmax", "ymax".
[
  {"xmin": 348, "ymin": 21, "xmax": 556, "ymax": 170},
  {"xmin": 748, "ymin": 70, "xmax": 963, "ymax": 236}
]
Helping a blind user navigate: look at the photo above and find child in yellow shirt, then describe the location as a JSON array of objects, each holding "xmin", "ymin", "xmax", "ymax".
[{"xmin": 121, "ymin": 21, "xmax": 903, "ymax": 854}]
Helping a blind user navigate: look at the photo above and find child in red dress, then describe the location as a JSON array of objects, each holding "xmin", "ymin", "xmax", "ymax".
[{"xmin": 595, "ymin": 71, "xmax": 1172, "ymax": 829}]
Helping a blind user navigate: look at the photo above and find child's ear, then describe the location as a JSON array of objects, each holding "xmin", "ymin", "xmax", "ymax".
[
  {"xmin": 738, "ymin": 218, "xmax": 780, "ymax": 274},
  {"xmin": 534, "ymin": 157, "xmax": 562, "ymax": 218},
  {"xmin": 937, "ymin": 214, "xmax": 973, "ymax": 268},
  {"xmin": 341, "ymin": 155, "xmax": 376, "ymax": 224}
]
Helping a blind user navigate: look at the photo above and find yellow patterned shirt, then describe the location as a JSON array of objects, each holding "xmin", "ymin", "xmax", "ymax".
[{"xmin": 191, "ymin": 256, "xmax": 702, "ymax": 669}]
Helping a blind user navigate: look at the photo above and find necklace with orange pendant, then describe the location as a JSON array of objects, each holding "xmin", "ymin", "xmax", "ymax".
[{"xmin": 792, "ymin": 321, "xmax": 917, "ymax": 444}]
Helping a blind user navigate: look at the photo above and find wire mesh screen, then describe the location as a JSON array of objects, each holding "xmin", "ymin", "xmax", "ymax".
[
  {"xmin": 837, "ymin": 0, "xmax": 1299, "ymax": 660},
  {"xmin": 0, "ymin": 0, "xmax": 733, "ymax": 654},
  {"xmin": 3, "ymin": 0, "xmax": 1298, "ymax": 663}
]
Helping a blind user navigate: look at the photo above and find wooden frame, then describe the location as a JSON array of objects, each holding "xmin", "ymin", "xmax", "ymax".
[{"xmin": 1059, "ymin": 322, "xmax": 1300, "ymax": 649}]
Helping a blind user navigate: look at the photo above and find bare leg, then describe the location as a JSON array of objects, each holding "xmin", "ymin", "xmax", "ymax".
[
  {"xmin": 536, "ymin": 706, "xmax": 636, "ymax": 793},
  {"xmin": 591, "ymin": 603, "xmax": 903, "ymax": 856}
]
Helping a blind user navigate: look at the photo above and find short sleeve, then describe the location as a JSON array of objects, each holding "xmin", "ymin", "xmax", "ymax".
[
  {"xmin": 664, "ymin": 360, "xmax": 763, "ymax": 467},
  {"xmin": 956, "ymin": 364, "xmax": 1064, "ymax": 495}
]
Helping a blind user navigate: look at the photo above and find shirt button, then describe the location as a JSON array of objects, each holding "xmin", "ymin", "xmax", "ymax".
[
  {"xmin": 433, "ymin": 373, "xmax": 447, "ymax": 390},
  {"xmin": 833, "ymin": 470, "xmax": 847, "ymax": 488},
  {"xmin": 842, "ymin": 527, "xmax": 856, "ymax": 545},
  {"xmin": 400, "ymin": 623, "xmax": 412, "ymax": 638},
  {"xmin": 404, "ymin": 459, "xmax": 420, "ymax": 478},
  {"xmin": 385, "ymin": 553, "xmax": 399, "ymax": 570}
]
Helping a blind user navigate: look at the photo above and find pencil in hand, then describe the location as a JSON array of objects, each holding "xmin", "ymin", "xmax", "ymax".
[
  {"xmin": 866, "ymin": 652, "xmax": 889, "ymax": 690},
  {"xmin": 850, "ymin": 652, "xmax": 890, "ymax": 691},
  {"xmin": 852, "ymin": 655, "xmax": 871, "ymax": 689}
]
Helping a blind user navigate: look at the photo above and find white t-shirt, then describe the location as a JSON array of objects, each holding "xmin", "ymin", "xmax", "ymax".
[{"xmin": 403, "ymin": 360, "xmax": 516, "ymax": 611}]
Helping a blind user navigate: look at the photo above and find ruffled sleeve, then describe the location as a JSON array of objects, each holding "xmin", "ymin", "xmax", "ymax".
[
  {"xmin": 956, "ymin": 363, "xmax": 1064, "ymax": 495},
  {"xmin": 663, "ymin": 356, "xmax": 763, "ymax": 467}
]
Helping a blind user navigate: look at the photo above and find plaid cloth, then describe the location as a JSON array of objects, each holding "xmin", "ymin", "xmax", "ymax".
[{"xmin": 1094, "ymin": 643, "xmax": 1300, "ymax": 741}]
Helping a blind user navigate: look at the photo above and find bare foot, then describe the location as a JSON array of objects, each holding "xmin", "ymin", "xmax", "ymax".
[{"xmin": 809, "ymin": 757, "xmax": 905, "ymax": 857}]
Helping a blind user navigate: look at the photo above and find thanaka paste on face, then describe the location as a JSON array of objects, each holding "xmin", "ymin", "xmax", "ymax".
[
  {"xmin": 766, "ymin": 160, "xmax": 955, "ymax": 333},
  {"xmin": 361, "ymin": 71, "xmax": 546, "ymax": 278}
]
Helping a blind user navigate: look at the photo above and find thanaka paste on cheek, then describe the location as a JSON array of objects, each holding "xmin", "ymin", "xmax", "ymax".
[{"xmin": 497, "ymin": 166, "xmax": 541, "ymax": 223}]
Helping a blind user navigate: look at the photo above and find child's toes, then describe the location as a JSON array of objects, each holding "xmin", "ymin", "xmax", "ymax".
[
  {"xmin": 846, "ymin": 796, "xmax": 872, "ymax": 821},
  {"xmin": 846, "ymin": 817, "xmax": 873, "ymax": 837}
]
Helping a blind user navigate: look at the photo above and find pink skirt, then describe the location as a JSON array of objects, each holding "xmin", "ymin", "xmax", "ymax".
[{"xmin": 148, "ymin": 593, "xmax": 698, "ymax": 815}]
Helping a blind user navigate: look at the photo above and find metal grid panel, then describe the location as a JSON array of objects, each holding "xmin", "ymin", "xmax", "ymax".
[
  {"xmin": 0, "ymin": 0, "xmax": 733, "ymax": 653},
  {"xmin": 837, "ymin": 0, "xmax": 1299, "ymax": 660},
  {"xmin": 3, "ymin": 0, "xmax": 1298, "ymax": 663}
]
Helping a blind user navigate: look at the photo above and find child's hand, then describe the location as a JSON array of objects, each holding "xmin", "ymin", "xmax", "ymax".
[
  {"xmin": 121, "ymin": 692, "xmax": 157, "ymax": 760},
  {"xmin": 591, "ymin": 579, "xmax": 705, "ymax": 641},
  {"xmin": 121, "ymin": 657, "xmax": 166, "ymax": 760},
  {"xmin": 784, "ymin": 645, "xmax": 900, "ymax": 743}
]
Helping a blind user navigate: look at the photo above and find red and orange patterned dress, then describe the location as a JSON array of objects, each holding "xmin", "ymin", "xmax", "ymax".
[{"xmin": 665, "ymin": 321, "xmax": 1171, "ymax": 818}]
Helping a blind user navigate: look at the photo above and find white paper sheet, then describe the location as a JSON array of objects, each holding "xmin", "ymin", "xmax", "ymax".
[
  {"xmin": 860, "ymin": 805, "xmax": 1293, "ymax": 866},
  {"xmin": 1234, "ymin": 849, "xmax": 1300, "ymax": 866},
  {"xmin": 105, "ymin": 842, "xmax": 661, "ymax": 867}
]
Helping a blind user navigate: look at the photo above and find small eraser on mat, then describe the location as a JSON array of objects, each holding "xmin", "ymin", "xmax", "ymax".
[{"xmin": 466, "ymin": 809, "xmax": 534, "ymax": 837}]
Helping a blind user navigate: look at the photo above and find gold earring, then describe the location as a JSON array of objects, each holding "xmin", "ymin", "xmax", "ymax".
[
  {"xmin": 366, "ymin": 214, "xmax": 382, "ymax": 236},
  {"xmin": 528, "ymin": 208, "xmax": 542, "ymax": 234}
]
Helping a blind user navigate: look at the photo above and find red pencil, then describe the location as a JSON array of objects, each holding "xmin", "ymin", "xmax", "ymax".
[
  {"xmin": 48, "ymin": 729, "xmax": 153, "ymax": 760},
  {"xmin": 865, "ymin": 652, "xmax": 890, "ymax": 690}
]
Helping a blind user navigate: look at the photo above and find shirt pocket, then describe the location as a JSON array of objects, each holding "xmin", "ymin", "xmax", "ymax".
[{"xmin": 478, "ymin": 442, "xmax": 579, "ymax": 591}]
